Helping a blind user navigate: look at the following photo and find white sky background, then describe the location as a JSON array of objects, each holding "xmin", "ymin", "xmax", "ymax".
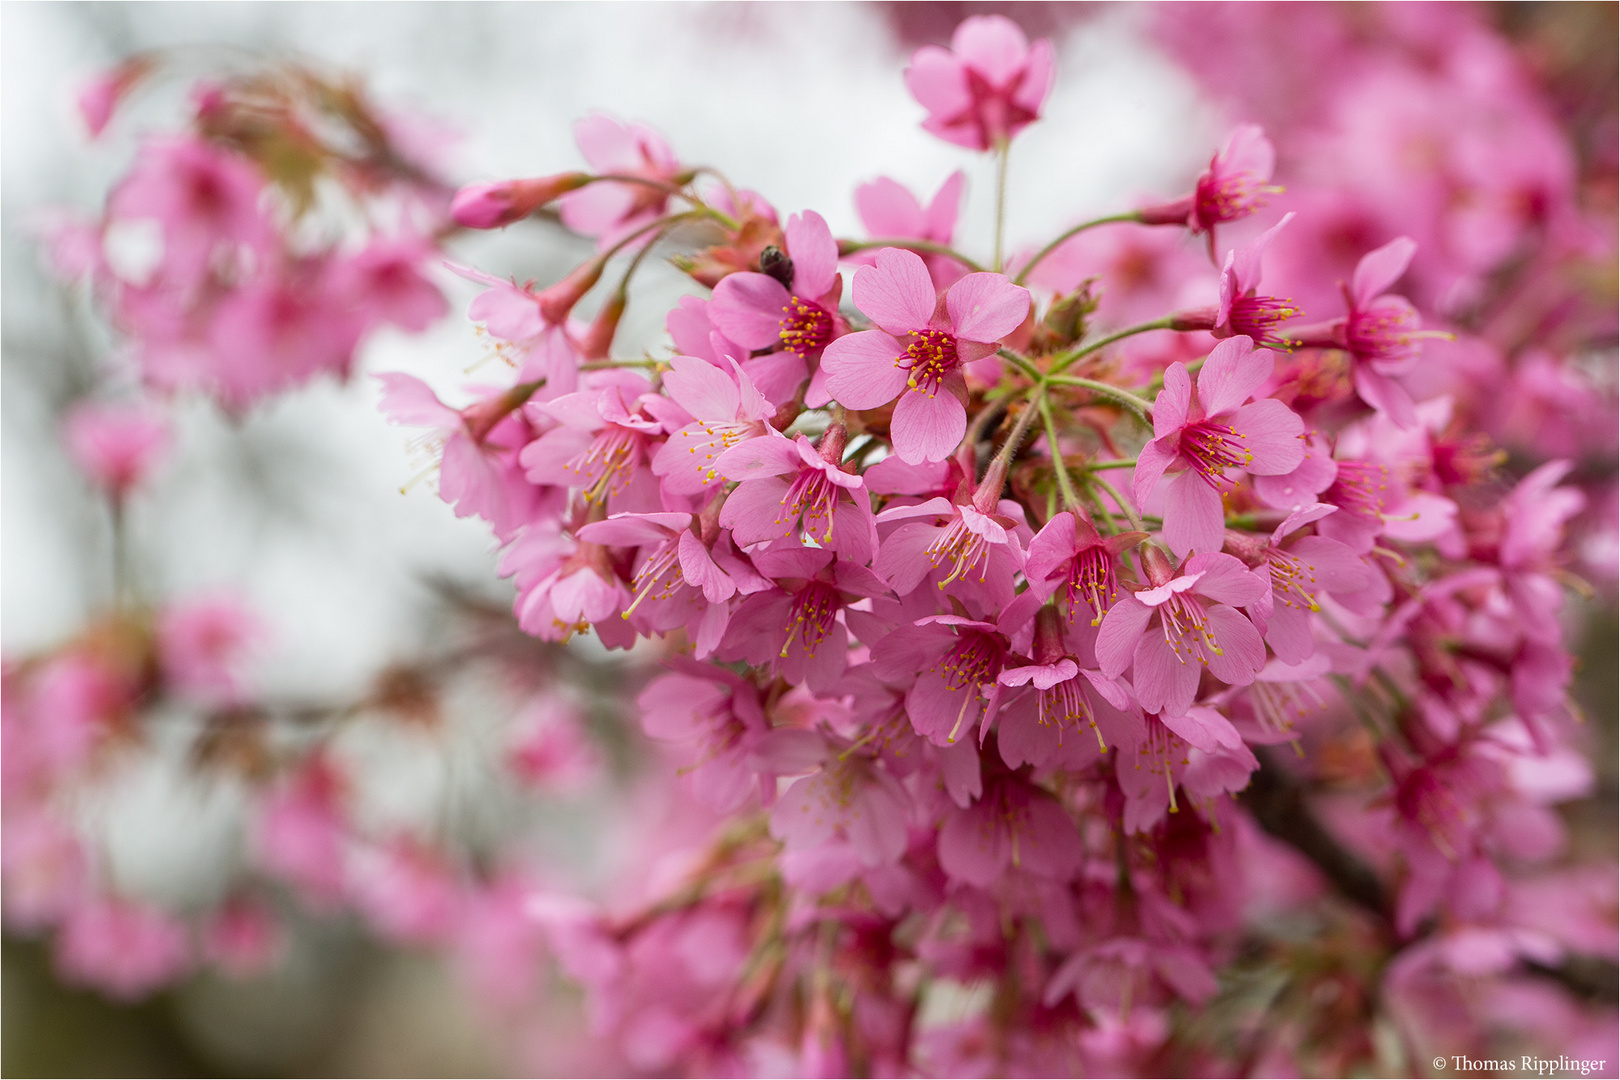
[{"xmin": 2, "ymin": 1, "xmax": 1215, "ymax": 699}]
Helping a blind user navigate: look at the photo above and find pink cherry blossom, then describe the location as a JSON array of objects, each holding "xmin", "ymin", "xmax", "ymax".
[
  {"xmin": 62, "ymin": 400, "xmax": 170, "ymax": 500},
  {"xmin": 157, "ymin": 595, "xmax": 261, "ymax": 704},
  {"xmin": 936, "ymin": 773, "xmax": 1082, "ymax": 886},
  {"xmin": 904, "ymin": 15, "xmax": 1056, "ymax": 151},
  {"xmin": 1096, "ymin": 549, "xmax": 1269, "ymax": 717},
  {"xmin": 557, "ymin": 113, "xmax": 684, "ymax": 251},
  {"xmin": 996, "ymin": 605, "xmax": 1141, "ymax": 768},
  {"xmin": 824, "ymin": 248, "xmax": 1029, "ymax": 462},
  {"xmin": 716, "ymin": 426, "xmax": 877, "ymax": 564},
  {"xmin": 1141, "ymin": 125, "xmax": 1281, "ymax": 256},
  {"xmin": 1024, "ymin": 507, "xmax": 1148, "ymax": 625},
  {"xmin": 54, "ymin": 897, "xmax": 191, "ymax": 999},
  {"xmin": 853, "ymin": 171, "xmax": 968, "ymax": 287},
  {"xmin": 650, "ymin": 354, "xmax": 775, "ymax": 496},
  {"xmin": 1134, "ymin": 335, "xmax": 1306, "ymax": 556},
  {"xmin": 1225, "ymin": 503, "xmax": 1373, "ymax": 664}
]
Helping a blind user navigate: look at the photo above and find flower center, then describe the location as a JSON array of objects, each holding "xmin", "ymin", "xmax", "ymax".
[
  {"xmin": 1346, "ymin": 305, "xmax": 1421, "ymax": 365},
  {"xmin": 1038, "ymin": 676, "xmax": 1109, "ymax": 753},
  {"xmin": 1135, "ymin": 716, "xmax": 1187, "ymax": 812},
  {"xmin": 926, "ymin": 515, "xmax": 992, "ymax": 587},
  {"xmin": 778, "ymin": 297, "xmax": 834, "ymax": 355},
  {"xmin": 1064, "ymin": 546, "xmax": 1119, "ymax": 626},
  {"xmin": 1325, "ymin": 461, "xmax": 1389, "ymax": 523},
  {"xmin": 779, "ymin": 467, "xmax": 840, "ymax": 544},
  {"xmin": 1267, "ymin": 549, "xmax": 1321, "ymax": 612},
  {"xmin": 895, "ymin": 329, "xmax": 959, "ymax": 396},
  {"xmin": 937, "ymin": 632, "xmax": 1003, "ymax": 692},
  {"xmin": 624, "ymin": 539, "xmax": 684, "ymax": 618},
  {"xmin": 1195, "ymin": 171, "xmax": 1276, "ymax": 228},
  {"xmin": 1158, "ymin": 594, "xmax": 1223, "ymax": 665},
  {"xmin": 783, "ymin": 581, "xmax": 839, "ymax": 658},
  {"xmin": 1229, "ymin": 295, "xmax": 1300, "ymax": 346},
  {"xmin": 1180, "ymin": 420, "xmax": 1253, "ymax": 488},
  {"xmin": 566, "ymin": 425, "xmax": 643, "ymax": 503}
]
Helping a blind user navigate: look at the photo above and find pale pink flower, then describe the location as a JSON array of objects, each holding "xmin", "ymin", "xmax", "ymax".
[
  {"xmin": 822, "ymin": 248, "xmax": 1029, "ymax": 463},
  {"xmin": 504, "ymin": 694, "xmax": 599, "ymax": 792},
  {"xmin": 1, "ymin": 811, "xmax": 86, "ymax": 931},
  {"xmin": 253, "ymin": 757, "xmax": 349, "ymax": 909},
  {"xmin": 455, "ymin": 872, "xmax": 547, "ymax": 1009},
  {"xmin": 351, "ymin": 838, "xmax": 461, "ymax": 946},
  {"xmin": 716, "ymin": 426, "xmax": 877, "ymax": 564},
  {"xmin": 1141, "ymin": 125, "xmax": 1281, "ymax": 255},
  {"xmin": 1096, "ymin": 549, "xmax": 1268, "ymax": 717},
  {"xmin": 1116, "ymin": 706, "xmax": 1256, "ymax": 833},
  {"xmin": 872, "ymin": 464, "xmax": 1030, "ymax": 610},
  {"xmin": 62, "ymin": 400, "xmax": 170, "ymax": 500},
  {"xmin": 54, "ymin": 897, "xmax": 191, "ymax": 999},
  {"xmin": 650, "ymin": 354, "xmax": 775, "ymax": 496},
  {"xmin": 936, "ymin": 774, "xmax": 1083, "ymax": 886},
  {"xmin": 709, "ymin": 211, "xmax": 845, "ymax": 388},
  {"xmin": 904, "ymin": 15, "xmax": 1056, "ymax": 151},
  {"xmin": 1134, "ymin": 335, "xmax": 1305, "ymax": 556},
  {"xmin": 328, "ymin": 234, "xmax": 447, "ymax": 334},
  {"xmin": 853, "ymin": 171, "xmax": 968, "ymax": 288},
  {"xmin": 77, "ymin": 59, "xmax": 150, "ymax": 137},
  {"xmin": 1225, "ymin": 503, "xmax": 1373, "ymax": 664},
  {"xmin": 158, "ymin": 595, "xmax": 261, "ymax": 704},
  {"xmin": 202, "ymin": 897, "xmax": 284, "ymax": 979},
  {"xmin": 995, "ymin": 605, "xmax": 1140, "ymax": 769},
  {"xmin": 558, "ymin": 113, "xmax": 684, "ymax": 251},
  {"xmin": 520, "ymin": 376, "xmax": 671, "ymax": 507},
  {"xmin": 770, "ymin": 756, "xmax": 911, "ymax": 868}
]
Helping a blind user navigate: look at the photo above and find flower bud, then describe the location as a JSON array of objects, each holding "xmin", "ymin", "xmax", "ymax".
[
  {"xmin": 537, "ymin": 258, "xmax": 605, "ymax": 325},
  {"xmin": 450, "ymin": 173, "xmax": 591, "ymax": 229}
]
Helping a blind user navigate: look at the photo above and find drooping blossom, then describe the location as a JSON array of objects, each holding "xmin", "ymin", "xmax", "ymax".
[
  {"xmin": 823, "ymin": 248, "xmax": 1030, "ymax": 463},
  {"xmin": 1134, "ymin": 335, "xmax": 1306, "ymax": 556},
  {"xmin": 1141, "ymin": 125, "xmax": 1281, "ymax": 255},
  {"xmin": 716, "ymin": 425, "xmax": 878, "ymax": 564},
  {"xmin": 557, "ymin": 113, "xmax": 685, "ymax": 251},
  {"xmin": 1171, "ymin": 213, "xmax": 1301, "ymax": 347},
  {"xmin": 62, "ymin": 400, "xmax": 170, "ymax": 501},
  {"xmin": 903, "ymin": 15, "xmax": 1056, "ymax": 151},
  {"xmin": 1117, "ymin": 705, "xmax": 1257, "ymax": 833},
  {"xmin": 1096, "ymin": 548, "xmax": 1269, "ymax": 717},
  {"xmin": 853, "ymin": 171, "xmax": 968, "ymax": 288}
]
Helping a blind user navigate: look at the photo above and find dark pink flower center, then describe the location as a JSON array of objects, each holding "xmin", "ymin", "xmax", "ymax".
[
  {"xmin": 1194, "ymin": 170, "xmax": 1271, "ymax": 230},
  {"xmin": 1345, "ymin": 305, "xmax": 1420, "ymax": 365},
  {"xmin": 780, "ymin": 466, "xmax": 840, "ymax": 543},
  {"xmin": 1156, "ymin": 595, "xmax": 1223, "ymax": 665},
  {"xmin": 937, "ymin": 632, "xmax": 1004, "ymax": 692},
  {"xmin": 1180, "ymin": 420, "xmax": 1253, "ymax": 487},
  {"xmin": 1038, "ymin": 676, "xmax": 1109, "ymax": 752},
  {"xmin": 778, "ymin": 297, "xmax": 834, "ymax": 355},
  {"xmin": 1063, "ymin": 546, "xmax": 1119, "ymax": 626},
  {"xmin": 895, "ymin": 329, "xmax": 959, "ymax": 396},
  {"xmin": 1325, "ymin": 462, "xmax": 1390, "ymax": 523},
  {"xmin": 1229, "ymin": 295, "xmax": 1300, "ymax": 346},
  {"xmin": 783, "ymin": 581, "xmax": 839, "ymax": 657},
  {"xmin": 925, "ymin": 514, "xmax": 992, "ymax": 586}
]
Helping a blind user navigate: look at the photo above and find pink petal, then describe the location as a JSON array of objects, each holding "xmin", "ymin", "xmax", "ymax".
[
  {"xmin": 739, "ymin": 350, "xmax": 808, "ymax": 409},
  {"xmin": 573, "ymin": 113, "xmax": 637, "ymax": 171},
  {"xmin": 852, "ymin": 248, "xmax": 936, "ymax": 336},
  {"xmin": 1197, "ymin": 336, "xmax": 1274, "ymax": 418},
  {"xmin": 945, "ymin": 273, "xmax": 1030, "ymax": 343},
  {"xmin": 1229, "ymin": 398, "xmax": 1306, "ymax": 474},
  {"xmin": 1154, "ymin": 363, "xmax": 1193, "ymax": 438},
  {"xmin": 1162, "ymin": 471, "xmax": 1225, "ymax": 558},
  {"xmin": 1132, "ymin": 437, "xmax": 1180, "ymax": 510},
  {"xmin": 1352, "ymin": 236, "xmax": 1417, "ymax": 309},
  {"xmin": 662, "ymin": 354, "xmax": 739, "ymax": 420},
  {"xmin": 1201, "ymin": 604, "xmax": 1266, "ymax": 686},
  {"xmin": 577, "ymin": 511, "xmax": 690, "ymax": 547},
  {"xmin": 1352, "ymin": 366, "xmax": 1417, "ymax": 429},
  {"xmin": 821, "ymin": 330, "xmax": 909, "ymax": 409},
  {"xmin": 785, "ymin": 210, "xmax": 838, "ymax": 299},
  {"xmin": 1186, "ymin": 552, "xmax": 1269, "ymax": 607},
  {"xmin": 1095, "ymin": 596, "xmax": 1153, "ymax": 678},
  {"xmin": 678, "ymin": 530, "xmax": 735, "ymax": 603},
  {"xmin": 1132, "ymin": 631, "xmax": 1201, "ymax": 717},
  {"xmin": 903, "ymin": 47, "xmax": 971, "ymax": 121},
  {"xmin": 715, "ymin": 433, "xmax": 803, "ymax": 481},
  {"xmin": 718, "ymin": 476, "xmax": 795, "ymax": 548},
  {"xmin": 892, "ymin": 388, "xmax": 967, "ymax": 464},
  {"xmin": 709, "ymin": 272, "xmax": 791, "ymax": 350},
  {"xmin": 923, "ymin": 171, "xmax": 966, "ymax": 240},
  {"xmin": 375, "ymin": 372, "xmax": 460, "ymax": 429},
  {"xmin": 855, "ymin": 177, "xmax": 924, "ymax": 237},
  {"xmin": 952, "ymin": 15, "xmax": 1029, "ymax": 84},
  {"xmin": 1231, "ymin": 213, "xmax": 1293, "ymax": 297},
  {"xmin": 938, "ymin": 802, "xmax": 1006, "ymax": 887}
]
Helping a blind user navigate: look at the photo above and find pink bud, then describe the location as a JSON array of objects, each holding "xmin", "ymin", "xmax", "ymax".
[
  {"xmin": 62, "ymin": 400, "xmax": 170, "ymax": 500},
  {"xmin": 450, "ymin": 173, "xmax": 591, "ymax": 229},
  {"xmin": 537, "ymin": 258, "xmax": 605, "ymax": 325}
]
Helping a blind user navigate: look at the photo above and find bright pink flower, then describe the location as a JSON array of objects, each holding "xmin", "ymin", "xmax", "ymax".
[
  {"xmin": 557, "ymin": 113, "xmax": 684, "ymax": 251},
  {"xmin": 202, "ymin": 896, "xmax": 284, "ymax": 979},
  {"xmin": 377, "ymin": 372, "xmax": 548, "ymax": 542},
  {"xmin": 54, "ymin": 897, "xmax": 191, "ymax": 999},
  {"xmin": 718, "ymin": 542, "xmax": 889, "ymax": 693},
  {"xmin": 1142, "ymin": 125, "xmax": 1280, "ymax": 254},
  {"xmin": 651, "ymin": 354, "xmax": 775, "ymax": 496},
  {"xmin": 717, "ymin": 426, "xmax": 877, "ymax": 564},
  {"xmin": 1096, "ymin": 549, "xmax": 1268, "ymax": 717},
  {"xmin": 447, "ymin": 261, "xmax": 586, "ymax": 398},
  {"xmin": 1494, "ymin": 459, "xmax": 1586, "ymax": 644},
  {"xmin": 996, "ymin": 605, "xmax": 1140, "ymax": 769},
  {"xmin": 1225, "ymin": 504, "xmax": 1373, "ymax": 664},
  {"xmin": 505, "ymin": 531, "xmax": 632, "ymax": 645},
  {"xmin": 822, "ymin": 249, "xmax": 1029, "ymax": 463},
  {"xmin": 904, "ymin": 15, "xmax": 1056, "ymax": 151},
  {"xmin": 770, "ymin": 756, "xmax": 911, "ymax": 868},
  {"xmin": 1116, "ymin": 705, "xmax": 1256, "ymax": 833},
  {"xmin": 1314, "ymin": 407, "xmax": 1459, "ymax": 554},
  {"xmin": 521, "ymin": 375, "xmax": 676, "ymax": 507},
  {"xmin": 872, "ymin": 465, "xmax": 1029, "ymax": 610},
  {"xmin": 636, "ymin": 664, "xmax": 823, "ymax": 812},
  {"xmin": 1024, "ymin": 508, "xmax": 1148, "ymax": 625},
  {"xmin": 709, "ymin": 211, "xmax": 845, "ymax": 378},
  {"xmin": 62, "ymin": 400, "xmax": 170, "ymax": 500},
  {"xmin": 108, "ymin": 136, "xmax": 271, "ymax": 291},
  {"xmin": 1134, "ymin": 335, "xmax": 1306, "ymax": 556},
  {"xmin": 1292, "ymin": 237, "xmax": 1437, "ymax": 427},
  {"xmin": 157, "ymin": 595, "xmax": 261, "ymax": 704},
  {"xmin": 1212, "ymin": 213, "xmax": 1300, "ymax": 346},
  {"xmin": 936, "ymin": 774, "xmax": 1082, "ymax": 886},
  {"xmin": 854, "ymin": 171, "xmax": 968, "ymax": 288}
]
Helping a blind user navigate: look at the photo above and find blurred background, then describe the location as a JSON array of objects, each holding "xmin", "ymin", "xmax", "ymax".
[{"xmin": 3, "ymin": 2, "xmax": 1614, "ymax": 1076}]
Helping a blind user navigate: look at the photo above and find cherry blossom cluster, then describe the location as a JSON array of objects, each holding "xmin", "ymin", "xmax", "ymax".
[
  {"xmin": 365, "ymin": 13, "xmax": 1611, "ymax": 1074},
  {"xmin": 3, "ymin": 9, "xmax": 1611, "ymax": 1076}
]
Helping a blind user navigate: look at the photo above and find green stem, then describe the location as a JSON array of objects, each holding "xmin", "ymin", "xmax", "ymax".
[
  {"xmin": 1145, "ymin": 355, "xmax": 1206, "ymax": 393},
  {"xmin": 1089, "ymin": 473, "xmax": 1145, "ymax": 533},
  {"xmin": 993, "ymin": 139, "xmax": 1010, "ymax": 273},
  {"xmin": 1013, "ymin": 211, "xmax": 1145, "ymax": 286},
  {"xmin": 991, "ymin": 387, "xmax": 1045, "ymax": 470},
  {"xmin": 110, "ymin": 497, "xmax": 130, "ymax": 610},
  {"xmin": 1047, "ymin": 375, "xmax": 1154, "ymax": 425},
  {"xmin": 1038, "ymin": 394, "xmax": 1083, "ymax": 512},
  {"xmin": 995, "ymin": 348, "xmax": 1044, "ymax": 382},
  {"xmin": 580, "ymin": 358, "xmax": 664, "ymax": 370},
  {"xmin": 1047, "ymin": 316, "xmax": 1176, "ymax": 377},
  {"xmin": 1086, "ymin": 457, "xmax": 1138, "ymax": 472},
  {"xmin": 838, "ymin": 238, "xmax": 985, "ymax": 273}
]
